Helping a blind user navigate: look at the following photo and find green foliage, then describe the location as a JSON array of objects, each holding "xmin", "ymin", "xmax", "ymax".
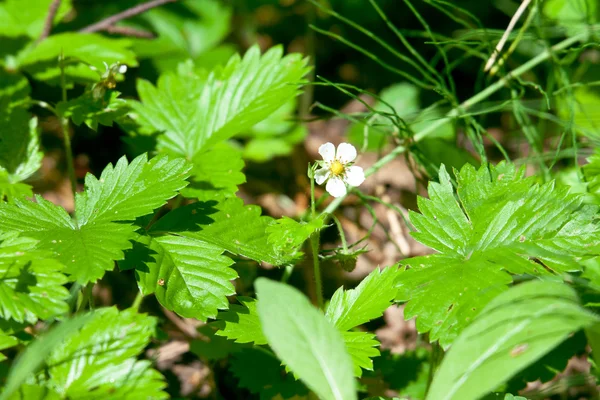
[
  {"xmin": 57, "ymin": 90, "xmax": 127, "ymax": 131},
  {"xmin": 126, "ymin": 234, "xmax": 236, "ymax": 321},
  {"xmin": 216, "ymin": 297, "xmax": 267, "ymax": 345},
  {"xmin": 128, "ymin": 45, "xmax": 309, "ymax": 158},
  {"xmin": 427, "ymin": 280, "xmax": 599, "ymax": 400},
  {"xmin": 0, "ymin": 107, "xmax": 42, "ymax": 201},
  {"xmin": 38, "ymin": 307, "xmax": 166, "ymax": 399},
  {"xmin": 543, "ymin": 0, "xmax": 597, "ymax": 37},
  {"xmin": 256, "ymin": 278, "xmax": 357, "ymax": 400},
  {"xmin": 398, "ymin": 162, "xmax": 600, "ymax": 348},
  {"xmin": 229, "ymin": 347, "xmax": 308, "ymax": 399},
  {"xmin": 266, "ymin": 216, "xmax": 325, "ymax": 259},
  {"xmin": 0, "ymin": 154, "xmax": 190, "ymax": 283},
  {"xmin": 0, "ymin": 0, "xmax": 71, "ymax": 39}
]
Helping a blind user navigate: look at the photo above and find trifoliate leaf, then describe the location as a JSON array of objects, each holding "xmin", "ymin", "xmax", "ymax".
[
  {"xmin": 17, "ymin": 33, "xmax": 137, "ymax": 85},
  {"xmin": 342, "ymin": 331, "xmax": 380, "ymax": 377},
  {"xmin": 230, "ymin": 347, "xmax": 308, "ymax": 400},
  {"xmin": 216, "ymin": 296, "xmax": 266, "ymax": 344},
  {"xmin": 0, "ymin": 233, "xmax": 69, "ymax": 323},
  {"xmin": 0, "ymin": 154, "xmax": 190, "ymax": 283},
  {"xmin": 128, "ymin": 45, "xmax": 309, "ymax": 158},
  {"xmin": 151, "ymin": 197, "xmax": 292, "ymax": 266},
  {"xmin": 57, "ymin": 90, "xmax": 127, "ymax": 131},
  {"xmin": 266, "ymin": 216, "xmax": 324, "ymax": 259},
  {"xmin": 256, "ymin": 278, "xmax": 357, "ymax": 400},
  {"xmin": 0, "ymin": 0, "xmax": 72, "ymax": 38},
  {"xmin": 398, "ymin": 162, "xmax": 600, "ymax": 348},
  {"xmin": 426, "ymin": 280, "xmax": 599, "ymax": 400},
  {"xmin": 131, "ymin": 0, "xmax": 233, "ymax": 72},
  {"xmin": 181, "ymin": 142, "xmax": 246, "ymax": 201},
  {"xmin": 43, "ymin": 307, "xmax": 165, "ymax": 398},
  {"xmin": 124, "ymin": 234, "xmax": 236, "ymax": 321},
  {"xmin": 0, "ymin": 108, "xmax": 42, "ymax": 201},
  {"xmin": 326, "ymin": 267, "xmax": 399, "ymax": 331}
]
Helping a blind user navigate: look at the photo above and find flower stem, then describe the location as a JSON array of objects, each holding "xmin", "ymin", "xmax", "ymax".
[
  {"xmin": 131, "ymin": 291, "xmax": 144, "ymax": 311},
  {"xmin": 310, "ymin": 231, "xmax": 324, "ymax": 309},
  {"xmin": 59, "ymin": 52, "xmax": 77, "ymax": 203},
  {"xmin": 332, "ymin": 215, "xmax": 348, "ymax": 252}
]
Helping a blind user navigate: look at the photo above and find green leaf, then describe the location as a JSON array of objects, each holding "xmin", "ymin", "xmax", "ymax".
[
  {"xmin": 216, "ymin": 296, "xmax": 267, "ymax": 345},
  {"xmin": 43, "ymin": 307, "xmax": 166, "ymax": 398},
  {"xmin": 0, "ymin": 0, "xmax": 72, "ymax": 38},
  {"xmin": 151, "ymin": 197, "xmax": 292, "ymax": 266},
  {"xmin": 17, "ymin": 33, "xmax": 137, "ymax": 85},
  {"xmin": 0, "ymin": 233, "xmax": 69, "ymax": 323},
  {"xmin": 543, "ymin": 0, "xmax": 597, "ymax": 38},
  {"xmin": 6, "ymin": 384, "xmax": 61, "ymax": 400},
  {"xmin": 398, "ymin": 162, "xmax": 600, "ymax": 348},
  {"xmin": 584, "ymin": 148, "xmax": 600, "ymax": 200},
  {"xmin": 556, "ymin": 88, "xmax": 600, "ymax": 139},
  {"xmin": 0, "ymin": 313, "xmax": 94, "ymax": 400},
  {"xmin": 229, "ymin": 347, "xmax": 308, "ymax": 400},
  {"xmin": 57, "ymin": 90, "xmax": 127, "ymax": 131},
  {"xmin": 426, "ymin": 280, "xmax": 599, "ymax": 400},
  {"xmin": 131, "ymin": 0, "xmax": 232, "ymax": 72},
  {"xmin": 124, "ymin": 234, "xmax": 236, "ymax": 321},
  {"xmin": 342, "ymin": 331, "xmax": 380, "ymax": 377},
  {"xmin": 128, "ymin": 45, "xmax": 309, "ymax": 158},
  {"xmin": 0, "ymin": 154, "xmax": 190, "ymax": 283},
  {"xmin": 0, "ymin": 70, "xmax": 31, "ymax": 104},
  {"xmin": 256, "ymin": 278, "xmax": 356, "ymax": 400},
  {"xmin": 325, "ymin": 267, "xmax": 399, "ymax": 331},
  {"xmin": 0, "ymin": 108, "xmax": 42, "ymax": 201},
  {"xmin": 266, "ymin": 216, "xmax": 324, "ymax": 259},
  {"xmin": 181, "ymin": 142, "xmax": 246, "ymax": 201},
  {"xmin": 0, "ymin": 332, "xmax": 18, "ymax": 362}
]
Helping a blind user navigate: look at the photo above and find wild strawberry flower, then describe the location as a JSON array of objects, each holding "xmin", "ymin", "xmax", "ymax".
[{"xmin": 315, "ymin": 142, "xmax": 365, "ymax": 197}]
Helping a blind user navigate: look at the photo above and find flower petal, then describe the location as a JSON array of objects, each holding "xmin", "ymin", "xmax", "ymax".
[
  {"xmin": 344, "ymin": 166, "xmax": 365, "ymax": 187},
  {"xmin": 314, "ymin": 168, "xmax": 330, "ymax": 185},
  {"xmin": 336, "ymin": 142, "xmax": 357, "ymax": 164},
  {"xmin": 326, "ymin": 177, "xmax": 347, "ymax": 197},
  {"xmin": 318, "ymin": 142, "xmax": 336, "ymax": 162}
]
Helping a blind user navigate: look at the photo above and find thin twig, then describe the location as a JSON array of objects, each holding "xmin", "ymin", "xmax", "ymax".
[
  {"xmin": 484, "ymin": 0, "xmax": 532, "ymax": 72},
  {"xmin": 79, "ymin": 0, "xmax": 176, "ymax": 33},
  {"xmin": 38, "ymin": 0, "xmax": 62, "ymax": 42},
  {"xmin": 105, "ymin": 25, "xmax": 156, "ymax": 39}
]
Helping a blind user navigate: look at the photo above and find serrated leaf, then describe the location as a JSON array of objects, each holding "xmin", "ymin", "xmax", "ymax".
[
  {"xmin": 151, "ymin": 197, "xmax": 292, "ymax": 266},
  {"xmin": 128, "ymin": 45, "xmax": 309, "ymax": 158},
  {"xmin": 427, "ymin": 280, "xmax": 599, "ymax": 400},
  {"xmin": 216, "ymin": 296, "xmax": 266, "ymax": 344},
  {"xmin": 124, "ymin": 234, "xmax": 236, "ymax": 321},
  {"xmin": 342, "ymin": 331, "xmax": 380, "ymax": 377},
  {"xmin": 326, "ymin": 267, "xmax": 399, "ymax": 331},
  {"xmin": 0, "ymin": 154, "xmax": 190, "ymax": 284},
  {"xmin": 181, "ymin": 142, "xmax": 246, "ymax": 201},
  {"xmin": 57, "ymin": 90, "xmax": 127, "ymax": 131},
  {"xmin": 43, "ymin": 307, "xmax": 166, "ymax": 398},
  {"xmin": 398, "ymin": 162, "xmax": 600, "ymax": 348},
  {"xmin": 266, "ymin": 216, "xmax": 324, "ymax": 259},
  {"xmin": 0, "ymin": 234, "xmax": 68, "ymax": 323},
  {"xmin": 230, "ymin": 347, "xmax": 308, "ymax": 400},
  {"xmin": 16, "ymin": 33, "xmax": 137, "ymax": 85},
  {"xmin": 256, "ymin": 278, "xmax": 356, "ymax": 400},
  {"xmin": 0, "ymin": 0, "xmax": 71, "ymax": 38}
]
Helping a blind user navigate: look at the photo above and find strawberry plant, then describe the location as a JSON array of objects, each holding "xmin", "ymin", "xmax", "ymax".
[{"xmin": 1, "ymin": 0, "xmax": 600, "ymax": 399}]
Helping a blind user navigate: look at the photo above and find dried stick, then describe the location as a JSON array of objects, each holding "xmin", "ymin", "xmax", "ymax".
[
  {"xmin": 38, "ymin": 0, "xmax": 62, "ymax": 42},
  {"xmin": 79, "ymin": 0, "xmax": 176, "ymax": 33},
  {"xmin": 105, "ymin": 25, "xmax": 156, "ymax": 39},
  {"xmin": 484, "ymin": 0, "xmax": 532, "ymax": 72}
]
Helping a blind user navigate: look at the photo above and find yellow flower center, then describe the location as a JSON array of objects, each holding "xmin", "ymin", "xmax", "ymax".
[{"xmin": 330, "ymin": 160, "xmax": 345, "ymax": 176}]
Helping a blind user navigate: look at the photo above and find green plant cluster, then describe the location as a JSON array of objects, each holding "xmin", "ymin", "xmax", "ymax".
[{"xmin": 1, "ymin": 0, "xmax": 600, "ymax": 399}]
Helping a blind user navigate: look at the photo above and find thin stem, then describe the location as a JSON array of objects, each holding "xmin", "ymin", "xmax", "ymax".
[
  {"xmin": 310, "ymin": 232, "xmax": 324, "ymax": 309},
  {"xmin": 331, "ymin": 215, "xmax": 348, "ymax": 252},
  {"xmin": 281, "ymin": 264, "xmax": 294, "ymax": 283},
  {"xmin": 59, "ymin": 53, "xmax": 78, "ymax": 203},
  {"xmin": 309, "ymin": 164, "xmax": 316, "ymax": 217},
  {"xmin": 131, "ymin": 291, "xmax": 144, "ymax": 311},
  {"xmin": 320, "ymin": 30, "xmax": 588, "ymax": 219},
  {"xmin": 38, "ymin": 0, "xmax": 62, "ymax": 42},
  {"xmin": 79, "ymin": 0, "xmax": 177, "ymax": 33}
]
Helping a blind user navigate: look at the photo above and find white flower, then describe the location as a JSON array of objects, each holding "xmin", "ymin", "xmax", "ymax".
[{"xmin": 315, "ymin": 142, "xmax": 365, "ymax": 197}]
